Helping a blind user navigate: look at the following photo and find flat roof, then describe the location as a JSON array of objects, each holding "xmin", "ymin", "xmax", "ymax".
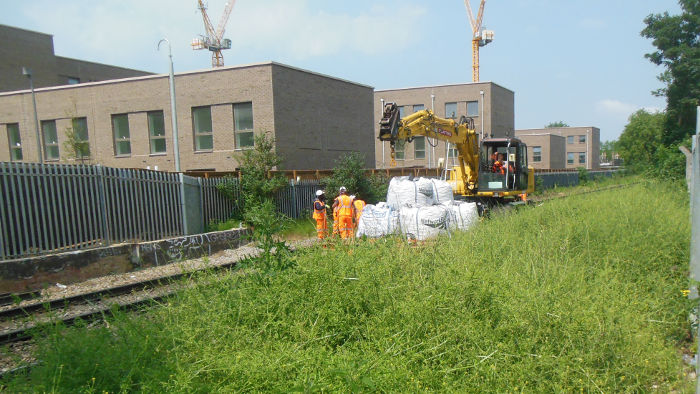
[
  {"xmin": 375, "ymin": 81, "xmax": 514, "ymax": 94},
  {"xmin": 516, "ymin": 127, "xmax": 599, "ymax": 132},
  {"xmin": 0, "ymin": 61, "xmax": 373, "ymax": 97},
  {"xmin": 0, "ymin": 23, "xmax": 53, "ymax": 38}
]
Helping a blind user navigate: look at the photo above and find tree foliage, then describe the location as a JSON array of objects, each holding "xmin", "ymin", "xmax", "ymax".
[
  {"xmin": 617, "ymin": 109, "xmax": 686, "ymax": 179},
  {"xmin": 641, "ymin": 0, "xmax": 700, "ymax": 144},
  {"xmin": 322, "ymin": 152, "xmax": 387, "ymax": 204},
  {"xmin": 216, "ymin": 133, "xmax": 287, "ymax": 221},
  {"xmin": 599, "ymin": 140, "xmax": 619, "ymax": 163},
  {"xmin": 545, "ymin": 121, "xmax": 569, "ymax": 128}
]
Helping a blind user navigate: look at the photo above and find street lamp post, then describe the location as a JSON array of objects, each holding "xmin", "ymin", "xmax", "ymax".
[
  {"xmin": 22, "ymin": 67, "xmax": 42, "ymax": 164},
  {"xmin": 380, "ymin": 98, "xmax": 385, "ymax": 168},
  {"xmin": 479, "ymin": 90, "xmax": 485, "ymax": 140},
  {"xmin": 430, "ymin": 94, "xmax": 435, "ymax": 169},
  {"xmin": 158, "ymin": 39, "xmax": 181, "ymax": 172}
]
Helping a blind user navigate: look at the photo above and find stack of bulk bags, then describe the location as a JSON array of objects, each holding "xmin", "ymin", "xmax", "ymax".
[
  {"xmin": 443, "ymin": 201, "xmax": 479, "ymax": 231},
  {"xmin": 399, "ymin": 204, "xmax": 452, "ymax": 241},
  {"xmin": 386, "ymin": 177, "xmax": 435, "ymax": 209},
  {"xmin": 428, "ymin": 178, "xmax": 454, "ymax": 205},
  {"xmin": 356, "ymin": 202, "xmax": 400, "ymax": 238}
]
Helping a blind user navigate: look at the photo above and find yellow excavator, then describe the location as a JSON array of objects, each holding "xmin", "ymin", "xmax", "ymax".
[{"xmin": 379, "ymin": 102, "xmax": 534, "ymax": 205}]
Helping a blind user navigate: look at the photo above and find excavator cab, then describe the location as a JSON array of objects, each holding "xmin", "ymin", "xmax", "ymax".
[{"xmin": 477, "ymin": 138, "xmax": 530, "ymax": 195}]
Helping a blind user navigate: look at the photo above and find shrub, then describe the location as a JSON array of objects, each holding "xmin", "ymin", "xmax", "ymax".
[{"xmin": 323, "ymin": 152, "xmax": 387, "ymax": 204}]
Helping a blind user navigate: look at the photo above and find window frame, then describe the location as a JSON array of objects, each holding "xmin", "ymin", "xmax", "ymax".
[
  {"xmin": 567, "ymin": 135, "xmax": 574, "ymax": 144},
  {"xmin": 414, "ymin": 136, "xmax": 425, "ymax": 159},
  {"xmin": 467, "ymin": 101, "xmax": 478, "ymax": 117},
  {"xmin": 445, "ymin": 102, "xmax": 458, "ymax": 119},
  {"xmin": 578, "ymin": 152, "xmax": 586, "ymax": 164},
  {"xmin": 394, "ymin": 139, "xmax": 405, "ymax": 160},
  {"xmin": 233, "ymin": 102, "xmax": 254, "ymax": 150},
  {"xmin": 567, "ymin": 152, "xmax": 574, "ymax": 164},
  {"xmin": 147, "ymin": 110, "xmax": 167, "ymax": 155},
  {"xmin": 71, "ymin": 117, "xmax": 90, "ymax": 159},
  {"xmin": 41, "ymin": 120, "xmax": 60, "ymax": 161},
  {"xmin": 111, "ymin": 113, "xmax": 131, "ymax": 157},
  {"xmin": 579, "ymin": 135, "xmax": 586, "ymax": 143},
  {"xmin": 192, "ymin": 106, "xmax": 213, "ymax": 152},
  {"xmin": 6, "ymin": 123, "xmax": 23, "ymax": 161},
  {"xmin": 532, "ymin": 146, "xmax": 542, "ymax": 162},
  {"xmin": 412, "ymin": 104, "xmax": 425, "ymax": 114}
]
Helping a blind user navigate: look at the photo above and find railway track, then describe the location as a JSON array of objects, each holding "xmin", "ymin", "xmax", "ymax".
[{"xmin": 0, "ymin": 251, "xmax": 258, "ymax": 346}]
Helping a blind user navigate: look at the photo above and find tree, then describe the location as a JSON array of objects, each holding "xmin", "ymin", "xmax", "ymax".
[
  {"xmin": 599, "ymin": 140, "xmax": 618, "ymax": 163},
  {"xmin": 545, "ymin": 121, "xmax": 569, "ymax": 128},
  {"xmin": 641, "ymin": 0, "xmax": 700, "ymax": 145},
  {"xmin": 617, "ymin": 110, "xmax": 665, "ymax": 170},
  {"xmin": 322, "ymin": 152, "xmax": 387, "ymax": 204},
  {"xmin": 216, "ymin": 133, "xmax": 287, "ymax": 221}
]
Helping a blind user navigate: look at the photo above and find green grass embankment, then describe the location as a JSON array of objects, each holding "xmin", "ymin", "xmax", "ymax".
[{"xmin": 2, "ymin": 180, "xmax": 693, "ymax": 392}]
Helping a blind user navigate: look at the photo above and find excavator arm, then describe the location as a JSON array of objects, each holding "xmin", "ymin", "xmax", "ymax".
[{"xmin": 379, "ymin": 102, "xmax": 480, "ymax": 194}]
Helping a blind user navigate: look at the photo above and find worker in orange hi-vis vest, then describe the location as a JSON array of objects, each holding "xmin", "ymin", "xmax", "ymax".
[
  {"xmin": 332, "ymin": 195, "xmax": 340, "ymax": 237},
  {"xmin": 312, "ymin": 190, "xmax": 328, "ymax": 239},
  {"xmin": 332, "ymin": 186, "xmax": 355, "ymax": 239},
  {"xmin": 350, "ymin": 194, "xmax": 365, "ymax": 230}
]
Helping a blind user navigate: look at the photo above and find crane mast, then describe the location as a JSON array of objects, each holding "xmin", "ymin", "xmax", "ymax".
[
  {"xmin": 192, "ymin": 0, "xmax": 236, "ymax": 67},
  {"xmin": 464, "ymin": 0, "xmax": 493, "ymax": 82}
]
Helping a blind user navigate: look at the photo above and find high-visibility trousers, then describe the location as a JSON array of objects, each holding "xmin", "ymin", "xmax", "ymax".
[
  {"xmin": 315, "ymin": 217, "xmax": 327, "ymax": 239},
  {"xmin": 338, "ymin": 215, "xmax": 354, "ymax": 239},
  {"xmin": 332, "ymin": 212, "xmax": 339, "ymax": 236}
]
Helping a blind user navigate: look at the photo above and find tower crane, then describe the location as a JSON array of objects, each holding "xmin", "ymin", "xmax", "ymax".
[
  {"xmin": 464, "ymin": 0, "xmax": 494, "ymax": 82},
  {"xmin": 192, "ymin": 0, "xmax": 236, "ymax": 67}
]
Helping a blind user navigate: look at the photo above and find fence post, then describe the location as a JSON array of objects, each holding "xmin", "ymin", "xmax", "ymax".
[
  {"xmin": 95, "ymin": 165, "xmax": 111, "ymax": 246},
  {"xmin": 689, "ymin": 106, "xmax": 700, "ymax": 392},
  {"xmin": 179, "ymin": 173, "xmax": 190, "ymax": 235},
  {"xmin": 291, "ymin": 180, "xmax": 298, "ymax": 219}
]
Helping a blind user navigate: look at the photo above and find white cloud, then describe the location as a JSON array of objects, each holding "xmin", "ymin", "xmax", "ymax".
[
  {"xmin": 227, "ymin": 2, "xmax": 427, "ymax": 59},
  {"xmin": 595, "ymin": 99, "xmax": 661, "ymax": 117}
]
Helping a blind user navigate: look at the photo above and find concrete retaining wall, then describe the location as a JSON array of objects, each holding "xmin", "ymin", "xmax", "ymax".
[{"xmin": 0, "ymin": 228, "xmax": 248, "ymax": 293}]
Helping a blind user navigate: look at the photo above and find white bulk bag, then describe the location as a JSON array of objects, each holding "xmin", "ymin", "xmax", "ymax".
[
  {"xmin": 386, "ymin": 177, "xmax": 434, "ymax": 209},
  {"xmin": 399, "ymin": 205, "xmax": 451, "ymax": 241},
  {"xmin": 426, "ymin": 178, "xmax": 454, "ymax": 204},
  {"xmin": 356, "ymin": 203, "xmax": 399, "ymax": 238},
  {"xmin": 443, "ymin": 201, "xmax": 479, "ymax": 231}
]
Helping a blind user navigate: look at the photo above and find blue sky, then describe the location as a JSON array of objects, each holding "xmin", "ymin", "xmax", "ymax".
[{"xmin": 1, "ymin": 0, "xmax": 682, "ymax": 142}]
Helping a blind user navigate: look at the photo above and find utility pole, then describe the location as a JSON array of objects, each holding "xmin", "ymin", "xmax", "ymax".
[
  {"xmin": 690, "ymin": 106, "xmax": 700, "ymax": 393},
  {"xmin": 380, "ymin": 98, "xmax": 385, "ymax": 169},
  {"xmin": 158, "ymin": 39, "xmax": 181, "ymax": 172},
  {"xmin": 22, "ymin": 67, "xmax": 42, "ymax": 164}
]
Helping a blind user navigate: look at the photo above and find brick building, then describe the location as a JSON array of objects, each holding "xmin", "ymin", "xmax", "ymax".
[
  {"xmin": 374, "ymin": 83, "xmax": 514, "ymax": 168},
  {"xmin": 515, "ymin": 127, "xmax": 600, "ymax": 170},
  {"xmin": 0, "ymin": 24, "xmax": 152, "ymax": 93},
  {"xmin": 0, "ymin": 62, "xmax": 375, "ymax": 171}
]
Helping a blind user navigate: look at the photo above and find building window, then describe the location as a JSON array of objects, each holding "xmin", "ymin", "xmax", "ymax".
[
  {"xmin": 112, "ymin": 114, "xmax": 131, "ymax": 156},
  {"xmin": 448, "ymin": 146, "xmax": 458, "ymax": 161},
  {"xmin": 67, "ymin": 77, "xmax": 80, "ymax": 85},
  {"xmin": 414, "ymin": 136, "xmax": 425, "ymax": 159},
  {"xmin": 467, "ymin": 101, "xmax": 478, "ymax": 116},
  {"xmin": 579, "ymin": 152, "xmax": 586, "ymax": 164},
  {"xmin": 567, "ymin": 152, "xmax": 574, "ymax": 164},
  {"xmin": 234, "ymin": 102, "xmax": 254, "ymax": 149},
  {"xmin": 41, "ymin": 120, "xmax": 60, "ymax": 161},
  {"xmin": 445, "ymin": 102, "xmax": 457, "ymax": 119},
  {"xmin": 532, "ymin": 146, "xmax": 542, "ymax": 162},
  {"xmin": 567, "ymin": 135, "xmax": 574, "ymax": 144},
  {"xmin": 192, "ymin": 106, "xmax": 213, "ymax": 151},
  {"xmin": 398, "ymin": 106, "xmax": 406, "ymax": 119},
  {"xmin": 395, "ymin": 139, "xmax": 405, "ymax": 160},
  {"xmin": 71, "ymin": 117, "xmax": 90, "ymax": 158},
  {"xmin": 579, "ymin": 135, "xmax": 586, "ymax": 143},
  {"xmin": 6, "ymin": 123, "xmax": 22, "ymax": 161},
  {"xmin": 148, "ymin": 111, "xmax": 166, "ymax": 154},
  {"xmin": 413, "ymin": 104, "xmax": 424, "ymax": 113}
]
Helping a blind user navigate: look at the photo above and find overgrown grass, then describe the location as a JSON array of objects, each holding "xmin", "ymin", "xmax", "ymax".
[
  {"xmin": 279, "ymin": 217, "xmax": 316, "ymax": 240},
  {"xmin": 2, "ymin": 180, "xmax": 693, "ymax": 391}
]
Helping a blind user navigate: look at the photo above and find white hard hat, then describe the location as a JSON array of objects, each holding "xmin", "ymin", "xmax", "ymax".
[
  {"xmin": 350, "ymin": 195, "xmax": 356, "ymax": 200},
  {"xmin": 339, "ymin": 186, "xmax": 347, "ymax": 193},
  {"xmin": 315, "ymin": 190, "xmax": 324, "ymax": 196}
]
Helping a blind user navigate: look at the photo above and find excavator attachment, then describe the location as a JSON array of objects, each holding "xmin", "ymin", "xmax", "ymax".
[{"xmin": 378, "ymin": 102, "xmax": 401, "ymax": 142}]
